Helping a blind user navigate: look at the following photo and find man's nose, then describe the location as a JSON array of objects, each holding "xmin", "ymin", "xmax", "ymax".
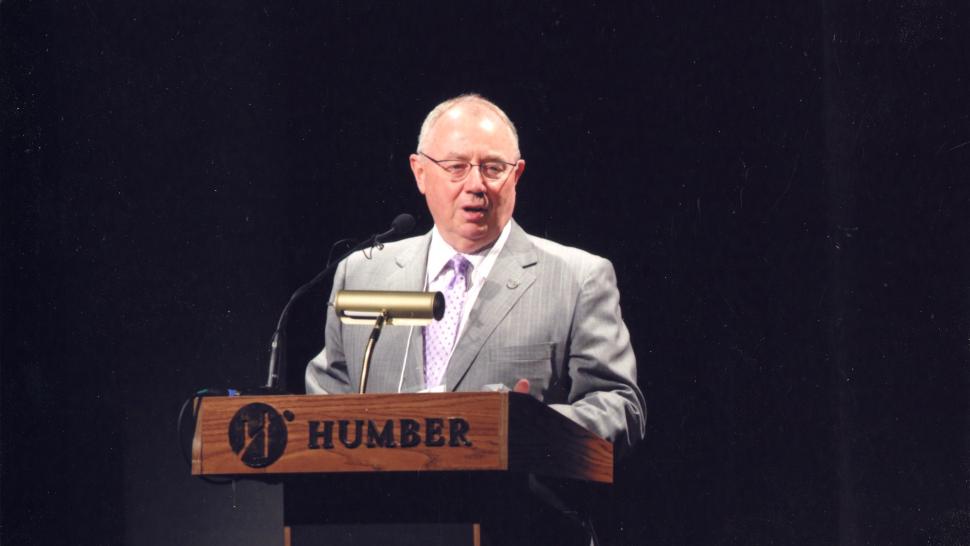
[{"xmin": 462, "ymin": 166, "xmax": 487, "ymax": 193}]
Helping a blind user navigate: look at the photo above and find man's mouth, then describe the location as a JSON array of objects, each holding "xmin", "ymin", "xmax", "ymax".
[{"xmin": 462, "ymin": 205, "xmax": 488, "ymax": 220}]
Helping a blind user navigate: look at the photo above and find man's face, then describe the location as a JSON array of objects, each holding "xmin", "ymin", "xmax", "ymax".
[{"xmin": 409, "ymin": 104, "xmax": 525, "ymax": 253}]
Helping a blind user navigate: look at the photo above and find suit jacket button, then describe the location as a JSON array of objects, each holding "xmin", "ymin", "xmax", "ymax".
[{"xmin": 506, "ymin": 279, "xmax": 519, "ymax": 289}]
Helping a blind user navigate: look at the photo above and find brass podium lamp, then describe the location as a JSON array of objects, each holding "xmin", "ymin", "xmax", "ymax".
[{"xmin": 333, "ymin": 290, "xmax": 444, "ymax": 394}]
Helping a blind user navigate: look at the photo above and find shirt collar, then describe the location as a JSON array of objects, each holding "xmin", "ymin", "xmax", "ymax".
[{"xmin": 426, "ymin": 221, "xmax": 513, "ymax": 286}]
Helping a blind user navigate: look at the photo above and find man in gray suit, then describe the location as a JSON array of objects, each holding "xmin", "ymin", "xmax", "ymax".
[{"xmin": 306, "ymin": 94, "xmax": 646, "ymax": 451}]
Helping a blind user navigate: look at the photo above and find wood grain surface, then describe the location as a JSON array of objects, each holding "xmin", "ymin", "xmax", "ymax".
[{"xmin": 192, "ymin": 392, "xmax": 612, "ymax": 483}]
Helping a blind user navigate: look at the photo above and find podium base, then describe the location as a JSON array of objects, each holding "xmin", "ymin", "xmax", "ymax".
[
  {"xmin": 286, "ymin": 523, "xmax": 479, "ymax": 546},
  {"xmin": 283, "ymin": 472, "xmax": 602, "ymax": 546}
]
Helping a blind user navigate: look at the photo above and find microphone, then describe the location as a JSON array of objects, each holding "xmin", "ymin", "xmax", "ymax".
[
  {"xmin": 262, "ymin": 213, "xmax": 416, "ymax": 392},
  {"xmin": 374, "ymin": 213, "xmax": 415, "ymax": 246}
]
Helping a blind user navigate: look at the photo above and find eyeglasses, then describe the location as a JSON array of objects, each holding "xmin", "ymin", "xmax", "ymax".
[{"xmin": 419, "ymin": 152, "xmax": 519, "ymax": 183}]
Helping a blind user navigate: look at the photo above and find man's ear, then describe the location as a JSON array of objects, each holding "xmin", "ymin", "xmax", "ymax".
[
  {"xmin": 510, "ymin": 159, "xmax": 526, "ymax": 187},
  {"xmin": 409, "ymin": 154, "xmax": 427, "ymax": 194}
]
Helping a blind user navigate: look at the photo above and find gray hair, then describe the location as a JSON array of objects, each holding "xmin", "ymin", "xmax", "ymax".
[{"xmin": 416, "ymin": 93, "xmax": 520, "ymax": 157}]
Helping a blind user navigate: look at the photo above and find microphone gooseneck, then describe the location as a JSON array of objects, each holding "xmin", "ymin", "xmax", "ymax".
[{"xmin": 262, "ymin": 213, "xmax": 416, "ymax": 392}]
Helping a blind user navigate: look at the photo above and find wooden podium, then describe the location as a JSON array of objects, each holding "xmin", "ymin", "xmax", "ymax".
[{"xmin": 193, "ymin": 392, "xmax": 613, "ymax": 545}]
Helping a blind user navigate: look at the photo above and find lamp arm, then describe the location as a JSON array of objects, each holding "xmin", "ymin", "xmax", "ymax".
[{"xmin": 358, "ymin": 311, "xmax": 388, "ymax": 394}]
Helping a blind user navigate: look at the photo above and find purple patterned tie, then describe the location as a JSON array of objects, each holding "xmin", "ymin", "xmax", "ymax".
[{"xmin": 423, "ymin": 255, "xmax": 471, "ymax": 388}]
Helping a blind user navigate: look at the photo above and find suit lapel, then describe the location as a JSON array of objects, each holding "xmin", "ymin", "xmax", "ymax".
[
  {"xmin": 443, "ymin": 222, "xmax": 538, "ymax": 391},
  {"xmin": 388, "ymin": 234, "xmax": 430, "ymax": 289},
  {"xmin": 365, "ymin": 233, "xmax": 430, "ymax": 393}
]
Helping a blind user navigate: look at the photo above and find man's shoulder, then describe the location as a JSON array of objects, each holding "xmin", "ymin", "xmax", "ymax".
[
  {"xmin": 342, "ymin": 233, "xmax": 428, "ymax": 267},
  {"xmin": 521, "ymin": 229, "xmax": 609, "ymax": 267},
  {"xmin": 514, "ymin": 226, "xmax": 614, "ymax": 283}
]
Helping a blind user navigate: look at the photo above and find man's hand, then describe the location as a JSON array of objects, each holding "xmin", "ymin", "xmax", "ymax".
[{"xmin": 513, "ymin": 378, "xmax": 530, "ymax": 394}]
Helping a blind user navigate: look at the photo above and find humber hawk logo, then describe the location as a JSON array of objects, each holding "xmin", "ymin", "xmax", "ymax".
[
  {"xmin": 228, "ymin": 403, "xmax": 293, "ymax": 468},
  {"xmin": 227, "ymin": 403, "xmax": 474, "ymax": 469}
]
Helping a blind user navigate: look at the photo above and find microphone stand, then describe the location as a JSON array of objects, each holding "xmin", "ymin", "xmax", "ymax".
[{"xmin": 261, "ymin": 219, "xmax": 412, "ymax": 393}]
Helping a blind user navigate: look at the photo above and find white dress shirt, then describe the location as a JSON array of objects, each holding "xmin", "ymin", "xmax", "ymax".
[{"xmin": 425, "ymin": 220, "xmax": 513, "ymax": 361}]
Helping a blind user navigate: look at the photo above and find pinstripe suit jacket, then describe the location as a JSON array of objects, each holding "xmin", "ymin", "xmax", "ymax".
[{"xmin": 305, "ymin": 220, "xmax": 646, "ymax": 450}]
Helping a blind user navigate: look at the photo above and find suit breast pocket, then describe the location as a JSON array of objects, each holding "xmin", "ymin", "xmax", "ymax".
[{"xmin": 478, "ymin": 343, "xmax": 557, "ymax": 393}]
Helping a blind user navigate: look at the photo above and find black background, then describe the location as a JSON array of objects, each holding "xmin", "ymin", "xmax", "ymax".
[{"xmin": 2, "ymin": 2, "xmax": 968, "ymax": 545}]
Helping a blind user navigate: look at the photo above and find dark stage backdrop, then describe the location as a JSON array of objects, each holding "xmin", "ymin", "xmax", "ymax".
[{"xmin": 2, "ymin": 2, "xmax": 968, "ymax": 545}]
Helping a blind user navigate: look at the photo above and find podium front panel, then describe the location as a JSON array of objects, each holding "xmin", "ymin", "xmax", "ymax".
[{"xmin": 192, "ymin": 393, "xmax": 507, "ymax": 476}]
